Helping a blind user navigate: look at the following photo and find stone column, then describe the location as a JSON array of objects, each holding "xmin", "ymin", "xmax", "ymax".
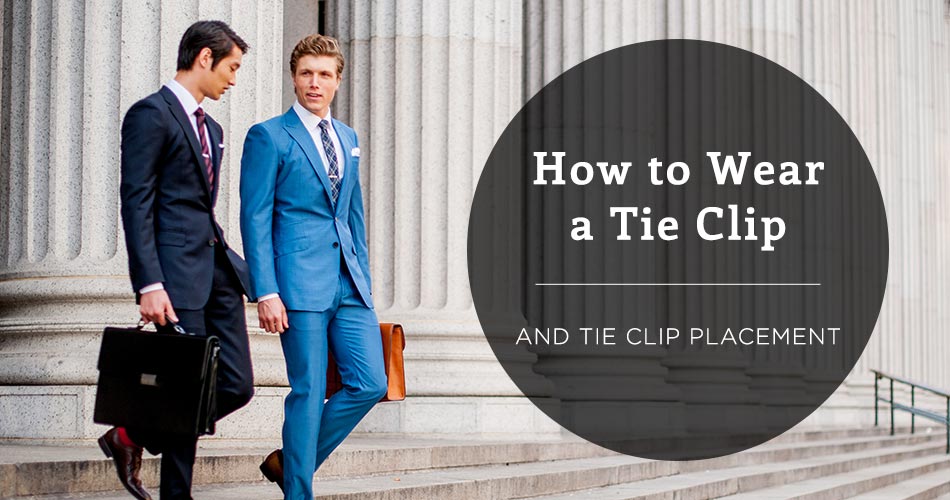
[
  {"xmin": 660, "ymin": 0, "xmax": 771, "ymax": 435},
  {"xmin": 801, "ymin": 0, "xmax": 950, "ymax": 427},
  {"xmin": 0, "ymin": 0, "xmax": 285, "ymax": 439},
  {"xmin": 525, "ymin": 0, "xmax": 950, "ymax": 431},
  {"xmin": 325, "ymin": 0, "xmax": 560, "ymax": 436},
  {"xmin": 521, "ymin": 0, "xmax": 695, "ymax": 438},
  {"xmin": 794, "ymin": 0, "xmax": 867, "ymax": 426},
  {"xmin": 738, "ymin": 0, "xmax": 814, "ymax": 431},
  {"xmin": 524, "ymin": 0, "xmax": 776, "ymax": 436}
]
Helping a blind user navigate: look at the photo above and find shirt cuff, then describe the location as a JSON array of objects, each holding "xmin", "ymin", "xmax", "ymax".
[
  {"xmin": 140, "ymin": 283, "xmax": 164, "ymax": 294},
  {"xmin": 258, "ymin": 293, "xmax": 280, "ymax": 302}
]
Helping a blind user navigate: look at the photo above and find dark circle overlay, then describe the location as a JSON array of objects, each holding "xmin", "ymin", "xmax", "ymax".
[{"xmin": 468, "ymin": 40, "xmax": 888, "ymax": 460}]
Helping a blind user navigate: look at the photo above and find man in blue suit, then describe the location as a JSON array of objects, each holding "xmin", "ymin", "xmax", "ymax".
[{"xmin": 239, "ymin": 34, "xmax": 388, "ymax": 498}]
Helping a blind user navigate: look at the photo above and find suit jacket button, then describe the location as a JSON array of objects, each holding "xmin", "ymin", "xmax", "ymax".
[
  {"xmin": 332, "ymin": 242, "xmax": 339, "ymax": 248},
  {"xmin": 208, "ymin": 239, "xmax": 216, "ymax": 246}
]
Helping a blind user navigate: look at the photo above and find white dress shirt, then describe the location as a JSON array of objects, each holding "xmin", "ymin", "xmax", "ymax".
[
  {"xmin": 258, "ymin": 102, "xmax": 346, "ymax": 304},
  {"xmin": 140, "ymin": 79, "xmax": 213, "ymax": 295},
  {"xmin": 292, "ymin": 100, "xmax": 344, "ymax": 179}
]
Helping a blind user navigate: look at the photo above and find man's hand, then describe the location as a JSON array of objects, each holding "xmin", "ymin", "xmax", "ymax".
[
  {"xmin": 258, "ymin": 296, "xmax": 289, "ymax": 334},
  {"xmin": 140, "ymin": 289, "xmax": 178, "ymax": 326}
]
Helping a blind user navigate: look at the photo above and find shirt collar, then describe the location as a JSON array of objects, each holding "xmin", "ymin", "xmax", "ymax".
[
  {"xmin": 293, "ymin": 100, "xmax": 333, "ymax": 131},
  {"xmin": 165, "ymin": 78, "xmax": 202, "ymax": 117}
]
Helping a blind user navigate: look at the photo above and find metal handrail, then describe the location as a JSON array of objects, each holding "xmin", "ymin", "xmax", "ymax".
[{"xmin": 872, "ymin": 369, "xmax": 950, "ymax": 454}]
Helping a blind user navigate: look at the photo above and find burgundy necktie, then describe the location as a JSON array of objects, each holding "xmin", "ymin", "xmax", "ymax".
[{"xmin": 194, "ymin": 108, "xmax": 214, "ymax": 187}]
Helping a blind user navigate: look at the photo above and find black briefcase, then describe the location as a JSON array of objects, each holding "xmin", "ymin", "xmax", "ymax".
[{"xmin": 93, "ymin": 322, "xmax": 220, "ymax": 436}]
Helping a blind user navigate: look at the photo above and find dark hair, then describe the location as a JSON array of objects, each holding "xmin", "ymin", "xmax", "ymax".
[{"xmin": 176, "ymin": 20, "xmax": 249, "ymax": 71}]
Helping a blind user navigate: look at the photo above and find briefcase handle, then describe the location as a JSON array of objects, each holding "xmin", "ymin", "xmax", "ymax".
[{"xmin": 137, "ymin": 316, "xmax": 190, "ymax": 336}]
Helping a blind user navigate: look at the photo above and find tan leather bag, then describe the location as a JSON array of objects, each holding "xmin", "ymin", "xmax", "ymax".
[{"xmin": 325, "ymin": 322, "xmax": 406, "ymax": 401}]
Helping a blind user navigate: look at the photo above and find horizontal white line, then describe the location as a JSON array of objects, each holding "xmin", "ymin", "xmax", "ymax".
[{"xmin": 535, "ymin": 283, "xmax": 821, "ymax": 286}]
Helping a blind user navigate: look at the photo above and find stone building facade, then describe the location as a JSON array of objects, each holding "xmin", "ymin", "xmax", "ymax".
[{"xmin": 1, "ymin": 0, "xmax": 948, "ymax": 439}]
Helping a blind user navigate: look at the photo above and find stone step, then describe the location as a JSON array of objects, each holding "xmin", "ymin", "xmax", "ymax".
[
  {"xmin": 680, "ymin": 431, "xmax": 942, "ymax": 472},
  {"xmin": 755, "ymin": 426, "xmax": 919, "ymax": 444},
  {"xmin": 848, "ymin": 468, "xmax": 950, "ymax": 500},
  {"xmin": 1, "ymin": 427, "xmax": 932, "ymax": 498},
  {"xmin": 2, "ymin": 428, "xmax": 941, "ymax": 498},
  {"xmin": 522, "ymin": 437, "xmax": 948, "ymax": 499},
  {"xmin": 20, "ymin": 432, "xmax": 949, "ymax": 500},
  {"xmin": 718, "ymin": 454, "xmax": 950, "ymax": 499},
  {"xmin": 0, "ymin": 436, "xmax": 610, "ymax": 498},
  {"xmin": 24, "ymin": 455, "xmax": 671, "ymax": 500}
]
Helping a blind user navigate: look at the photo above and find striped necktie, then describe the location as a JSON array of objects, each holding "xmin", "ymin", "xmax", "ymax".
[
  {"xmin": 193, "ymin": 108, "xmax": 214, "ymax": 187},
  {"xmin": 318, "ymin": 119, "xmax": 340, "ymax": 203}
]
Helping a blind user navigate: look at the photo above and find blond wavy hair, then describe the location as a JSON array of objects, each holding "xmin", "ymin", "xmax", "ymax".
[{"xmin": 290, "ymin": 34, "xmax": 345, "ymax": 76}]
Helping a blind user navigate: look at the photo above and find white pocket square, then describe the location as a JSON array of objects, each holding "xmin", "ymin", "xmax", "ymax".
[{"xmin": 351, "ymin": 147, "xmax": 360, "ymax": 157}]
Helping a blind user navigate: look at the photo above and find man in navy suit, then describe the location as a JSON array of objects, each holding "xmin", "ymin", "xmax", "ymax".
[
  {"xmin": 241, "ymin": 34, "xmax": 387, "ymax": 498},
  {"xmin": 105, "ymin": 21, "xmax": 254, "ymax": 500}
]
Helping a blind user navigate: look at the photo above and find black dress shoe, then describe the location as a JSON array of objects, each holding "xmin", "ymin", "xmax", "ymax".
[
  {"xmin": 260, "ymin": 449, "xmax": 284, "ymax": 492},
  {"xmin": 98, "ymin": 427, "xmax": 152, "ymax": 500}
]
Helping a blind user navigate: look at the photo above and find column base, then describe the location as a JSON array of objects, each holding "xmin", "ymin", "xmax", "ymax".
[
  {"xmin": 746, "ymin": 363, "xmax": 815, "ymax": 432},
  {"xmin": 0, "ymin": 386, "xmax": 564, "ymax": 440},
  {"xmin": 663, "ymin": 351, "xmax": 766, "ymax": 434},
  {"xmin": 560, "ymin": 400, "xmax": 687, "ymax": 439}
]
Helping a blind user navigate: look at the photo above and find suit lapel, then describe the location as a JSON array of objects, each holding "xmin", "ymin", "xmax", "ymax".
[
  {"xmin": 283, "ymin": 109, "xmax": 335, "ymax": 207},
  {"xmin": 160, "ymin": 87, "xmax": 213, "ymax": 200},
  {"xmin": 207, "ymin": 117, "xmax": 223, "ymax": 204},
  {"xmin": 333, "ymin": 119, "xmax": 356, "ymax": 212}
]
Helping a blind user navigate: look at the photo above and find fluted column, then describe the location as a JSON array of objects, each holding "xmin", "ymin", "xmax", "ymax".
[
  {"xmin": 524, "ymin": 0, "xmax": 768, "ymax": 436},
  {"xmin": 793, "ymin": 0, "xmax": 865, "ymax": 424},
  {"xmin": 325, "ymin": 0, "xmax": 560, "ymax": 435},
  {"xmin": 521, "ymin": 0, "xmax": 693, "ymax": 439},
  {"xmin": 801, "ymin": 0, "xmax": 950, "ymax": 426},
  {"xmin": 740, "ymin": 0, "xmax": 814, "ymax": 429},
  {"xmin": 330, "ymin": 0, "xmax": 522, "ymax": 316},
  {"xmin": 0, "ymin": 0, "xmax": 285, "ymax": 438},
  {"xmin": 526, "ymin": 0, "xmax": 950, "ymax": 431},
  {"xmin": 667, "ymin": 0, "xmax": 776, "ymax": 434}
]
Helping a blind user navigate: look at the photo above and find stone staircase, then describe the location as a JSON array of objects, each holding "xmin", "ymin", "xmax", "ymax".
[{"xmin": 2, "ymin": 427, "xmax": 948, "ymax": 499}]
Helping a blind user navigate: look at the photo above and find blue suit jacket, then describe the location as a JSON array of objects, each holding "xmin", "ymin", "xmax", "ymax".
[{"xmin": 239, "ymin": 108, "xmax": 373, "ymax": 311}]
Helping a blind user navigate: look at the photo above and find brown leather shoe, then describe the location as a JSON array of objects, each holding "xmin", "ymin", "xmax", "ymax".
[
  {"xmin": 260, "ymin": 449, "xmax": 284, "ymax": 492},
  {"xmin": 98, "ymin": 427, "xmax": 152, "ymax": 500}
]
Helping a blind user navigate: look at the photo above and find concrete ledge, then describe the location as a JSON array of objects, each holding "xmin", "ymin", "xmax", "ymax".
[{"xmin": 0, "ymin": 386, "xmax": 563, "ymax": 440}]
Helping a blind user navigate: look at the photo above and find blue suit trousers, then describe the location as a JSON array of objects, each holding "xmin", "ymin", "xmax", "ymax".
[{"xmin": 280, "ymin": 269, "xmax": 388, "ymax": 499}]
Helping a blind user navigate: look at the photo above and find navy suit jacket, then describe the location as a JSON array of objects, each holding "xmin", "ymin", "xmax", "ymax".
[
  {"xmin": 240, "ymin": 108, "xmax": 373, "ymax": 311},
  {"xmin": 120, "ymin": 86, "xmax": 250, "ymax": 309}
]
